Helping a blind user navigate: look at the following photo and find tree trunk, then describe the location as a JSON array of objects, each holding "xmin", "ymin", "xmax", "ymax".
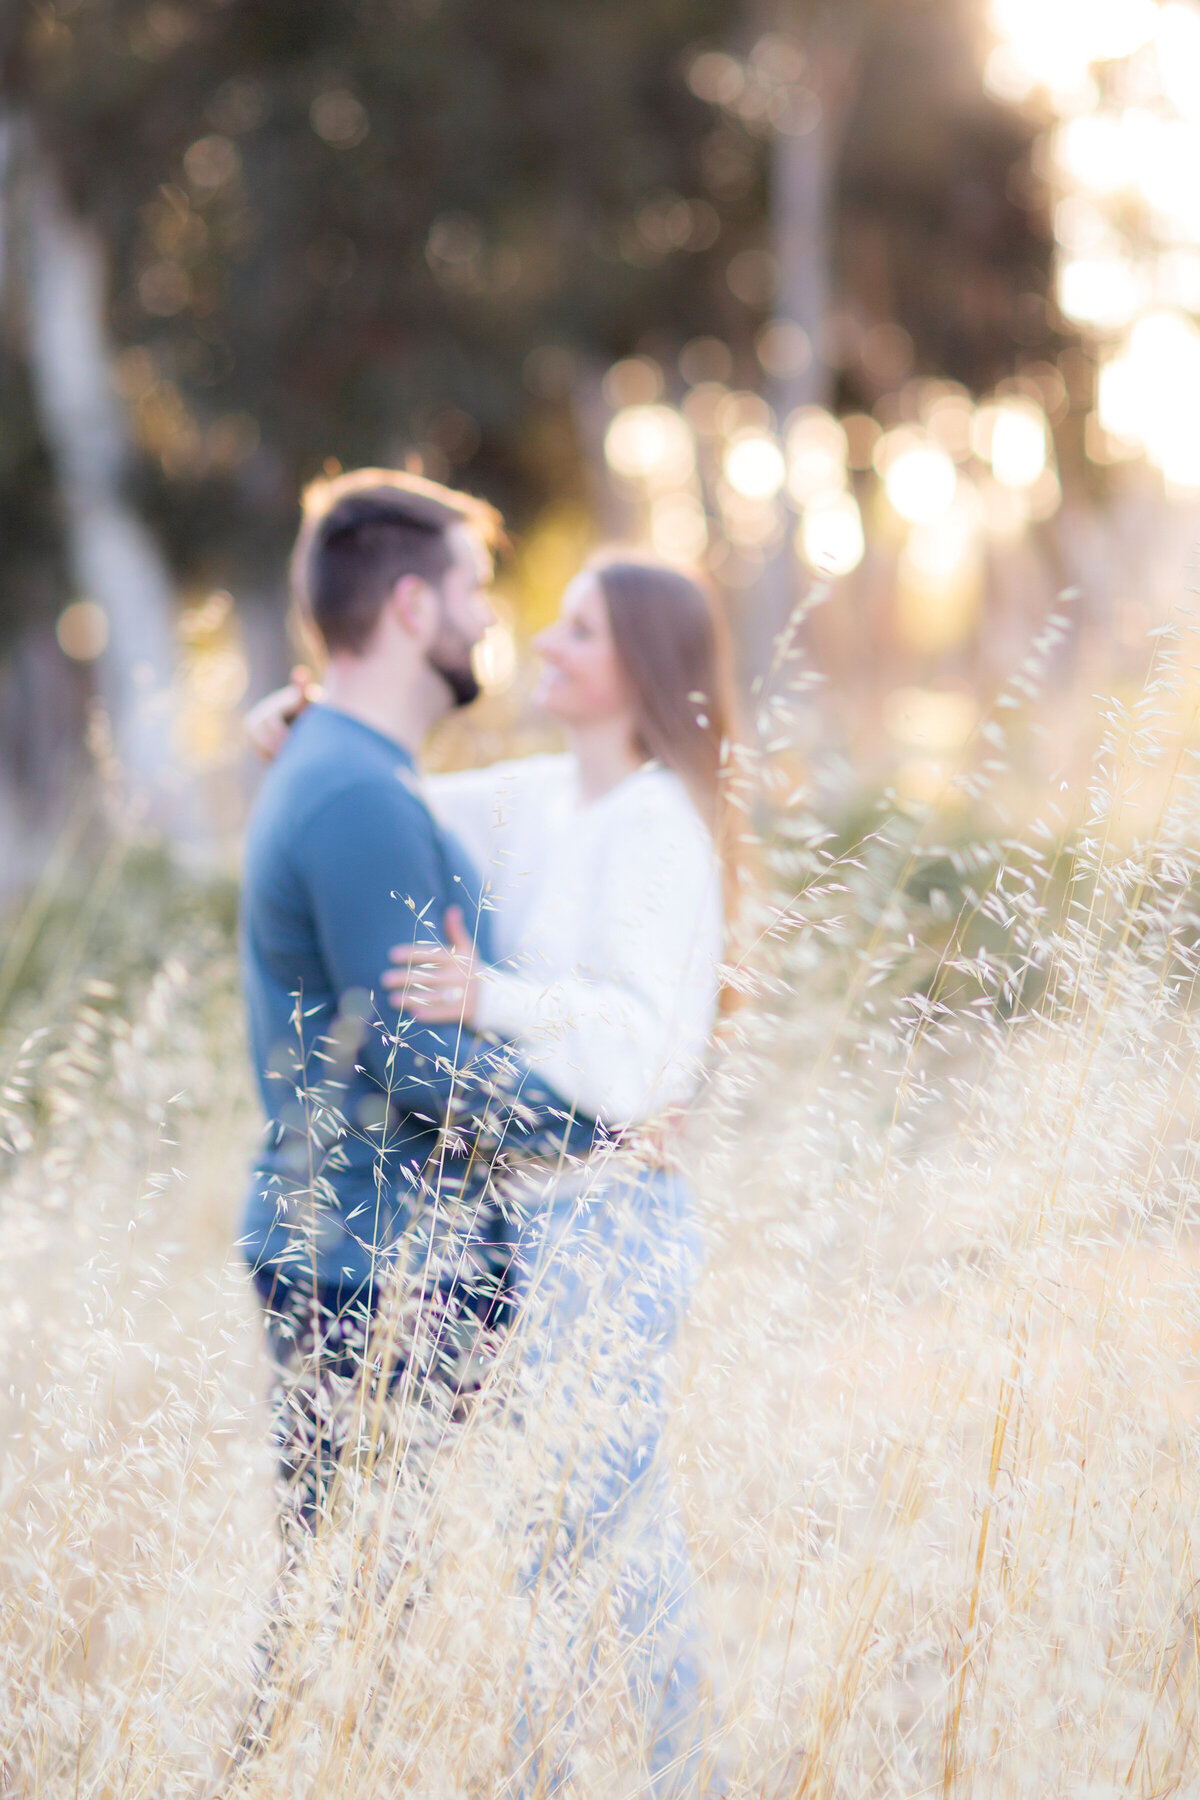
[
  {"xmin": 0, "ymin": 113, "xmax": 11, "ymax": 308},
  {"xmin": 771, "ymin": 96, "xmax": 835, "ymax": 419},
  {"xmin": 770, "ymin": 0, "xmax": 875, "ymax": 411},
  {"xmin": 16, "ymin": 125, "xmax": 187, "ymax": 839},
  {"xmin": 746, "ymin": 2, "xmax": 874, "ymax": 687}
]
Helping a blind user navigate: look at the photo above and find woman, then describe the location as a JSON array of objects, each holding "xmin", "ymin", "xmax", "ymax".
[
  {"xmin": 248, "ymin": 551, "xmax": 737, "ymax": 1794},
  {"xmin": 386, "ymin": 554, "xmax": 731, "ymax": 1127}
]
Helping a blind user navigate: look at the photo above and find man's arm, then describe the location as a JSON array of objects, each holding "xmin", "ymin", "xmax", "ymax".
[
  {"xmin": 300, "ymin": 775, "xmax": 600, "ymax": 1182},
  {"xmin": 299, "ymin": 777, "xmax": 483, "ymax": 1114}
]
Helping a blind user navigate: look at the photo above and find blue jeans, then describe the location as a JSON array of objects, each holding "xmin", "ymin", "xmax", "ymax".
[
  {"xmin": 499, "ymin": 1162, "xmax": 723, "ymax": 1798},
  {"xmin": 249, "ymin": 1069, "xmax": 603, "ymax": 1539}
]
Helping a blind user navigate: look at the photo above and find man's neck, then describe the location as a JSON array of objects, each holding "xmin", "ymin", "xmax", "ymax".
[
  {"xmin": 321, "ymin": 654, "xmax": 447, "ymax": 758},
  {"xmin": 566, "ymin": 716, "xmax": 643, "ymax": 803}
]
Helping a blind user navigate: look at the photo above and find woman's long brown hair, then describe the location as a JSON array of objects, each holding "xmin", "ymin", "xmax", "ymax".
[{"xmin": 590, "ymin": 554, "xmax": 750, "ymax": 957}]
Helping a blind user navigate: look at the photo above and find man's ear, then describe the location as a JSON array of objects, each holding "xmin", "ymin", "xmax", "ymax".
[{"xmin": 387, "ymin": 573, "xmax": 438, "ymax": 643}]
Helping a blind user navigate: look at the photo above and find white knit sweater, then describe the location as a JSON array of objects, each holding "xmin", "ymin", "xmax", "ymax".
[{"xmin": 423, "ymin": 754, "xmax": 723, "ymax": 1127}]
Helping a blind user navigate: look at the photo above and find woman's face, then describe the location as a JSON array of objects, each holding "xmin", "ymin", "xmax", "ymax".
[{"xmin": 533, "ymin": 573, "xmax": 634, "ymax": 726}]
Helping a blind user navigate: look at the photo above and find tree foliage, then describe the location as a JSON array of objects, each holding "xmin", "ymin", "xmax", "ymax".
[
  {"xmin": 4, "ymin": 0, "xmax": 746, "ymax": 614},
  {"xmin": 1, "ymin": 0, "xmax": 1050, "ymax": 636}
]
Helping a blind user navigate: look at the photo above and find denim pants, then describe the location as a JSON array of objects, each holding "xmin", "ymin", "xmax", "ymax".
[
  {"xmin": 249, "ymin": 1073, "xmax": 600, "ymax": 1541},
  {"xmin": 252, "ymin": 1255, "xmax": 492, "ymax": 1545},
  {"xmin": 499, "ymin": 1162, "xmax": 722, "ymax": 1798}
]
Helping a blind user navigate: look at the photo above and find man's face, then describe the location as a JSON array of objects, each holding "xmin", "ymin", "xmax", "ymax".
[{"xmin": 426, "ymin": 523, "xmax": 495, "ymax": 708}]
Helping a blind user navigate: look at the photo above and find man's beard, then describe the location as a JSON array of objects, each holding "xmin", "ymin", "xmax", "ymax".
[{"xmin": 428, "ymin": 648, "xmax": 480, "ymax": 709}]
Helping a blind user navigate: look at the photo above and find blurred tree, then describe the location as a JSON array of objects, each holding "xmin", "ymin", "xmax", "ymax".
[
  {"xmin": 0, "ymin": 0, "xmax": 1055, "ymax": 702},
  {"xmin": 720, "ymin": 0, "xmax": 1048, "ymax": 667},
  {"xmin": 834, "ymin": 2, "xmax": 1054, "ymax": 401},
  {"xmin": 3, "ymin": 0, "xmax": 742, "ymax": 603},
  {"xmin": 757, "ymin": 0, "xmax": 876, "ymax": 417},
  {"xmin": 0, "ymin": 0, "xmax": 749, "ymax": 834},
  {"xmin": 21, "ymin": 137, "xmax": 179, "ymax": 805}
]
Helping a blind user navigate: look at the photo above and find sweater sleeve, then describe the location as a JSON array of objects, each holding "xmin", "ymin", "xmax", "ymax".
[
  {"xmin": 296, "ymin": 777, "xmax": 490, "ymax": 1111},
  {"xmin": 423, "ymin": 755, "xmax": 572, "ymax": 877},
  {"xmin": 472, "ymin": 786, "xmax": 723, "ymax": 1125}
]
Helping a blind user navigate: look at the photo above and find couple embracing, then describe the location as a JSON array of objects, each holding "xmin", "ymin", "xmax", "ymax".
[{"xmin": 239, "ymin": 465, "xmax": 738, "ymax": 1793}]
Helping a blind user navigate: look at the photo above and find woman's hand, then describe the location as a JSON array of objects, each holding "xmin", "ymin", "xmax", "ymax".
[
  {"xmin": 383, "ymin": 906, "xmax": 481, "ymax": 1025},
  {"xmin": 244, "ymin": 665, "xmax": 321, "ymax": 761}
]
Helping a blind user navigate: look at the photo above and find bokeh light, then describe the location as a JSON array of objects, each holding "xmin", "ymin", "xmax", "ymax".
[
  {"xmin": 56, "ymin": 600, "xmax": 109, "ymax": 662},
  {"xmin": 1057, "ymin": 255, "xmax": 1145, "ymax": 330},
  {"xmin": 756, "ymin": 320, "xmax": 812, "ymax": 378},
  {"xmin": 902, "ymin": 499, "xmax": 981, "ymax": 585},
  {"xmin": 798, "ymin": 491, "xmax": 866, "ymax": 577},
  {"xmin": 992, "ymin": 0, "xmax": 1200, "ymax": 504},
  {"xmin": 1157, "ymin": 3, "xmax": 1200, "ymax": 121},
  {"xmin": 883, "ymin": 685, "xmax": 978, "ymax": 751},
  {"xmin": 897, "ymin": 552, "xmax": 983, "ymax": 655},
  {"xmin": 718, "ymin": 484, "xmax": 783, "ymax": 550},
  {"xmin": 650, "ymin": 494, "xmax": 710, "ymax": 561},
  {"xmin": 1053, "ymin": 114, "xmax": 1136, "ymax": 196},
  {"xmin": 1094, "ymin": 309, "xmax": 1200, "ymax": 488},
  {"xmin": 473, "ymin": 619, "xmax": 518, "ymax": 694},
  {"xmin": 989, "ymin": 399, "xmax": 1049, "ymax": 488},
  {"xmin": 603, "ymin": 357, "xmax": 663, "ymax": 408},
  {"xmin": 678, "ymin": 338, "xmax": 732, "ymax": 386},
  {"xmin": 990, "ymin": 0, "xmax": 1157, "ymax": 98},
  {"xmin": 715, "ymin": 390, "xmax": 774, "ymax": 436},
  {"xmin": 722, "ymin": 432, "xmax": 786, "ymax": 500},
  {"xmin": 174, "ymin": 590, "xmax": 249, "ymax": 768},
  {"xmin": 925, "ymin": 392, "xmax": 975, "ymax": 461},
  {"xmin": 882, "ymin": 439, "xmax": 959, "ymax": 525},
  {"xmin": 681, "ymin": 382, "xmax": 730, "ymax": 435},
  {"xmin": 1028, "ymin": 467, "xmax": 1064, "ymax": 518},
  {"xmin": 978, "ymin": 475, "xmax": 1032, "ymax": 540},
  {"xmin": 604, "ymin": 405, "xmax": 695, "ymax": 484},
  {"xmin": 785, "ymin": 408, "xmax": 849, "ymax": 505}
]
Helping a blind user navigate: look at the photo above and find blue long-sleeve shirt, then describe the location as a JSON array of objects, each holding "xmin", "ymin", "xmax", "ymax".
[{"xmin": 239, "ymin": 704, "xmax": 525, "ymax": 1288}]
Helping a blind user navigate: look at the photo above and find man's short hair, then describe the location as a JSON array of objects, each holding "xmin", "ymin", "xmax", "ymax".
[{"xmin": 291, "ymin": 467, "xmax": 503, "ymax": 656}]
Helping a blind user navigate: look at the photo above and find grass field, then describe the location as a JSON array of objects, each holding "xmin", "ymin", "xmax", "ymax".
[{"xmin": 3, "ymin": 654, "xmax": 1200, "ymax": 1797}]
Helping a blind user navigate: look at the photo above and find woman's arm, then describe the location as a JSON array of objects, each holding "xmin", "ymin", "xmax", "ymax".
[
  {"xmin": 244, "ymin": 667, "xmax": 320, "ymax": 760},
  {"xmin": 386, "ymin": 787, "xmax": 723, "ymax": 1125},
  {"xmin": 475, "ymin": 805, "xmax": 722, "ymax": 1123},
  {"xmin": 423, "ymin": 754, "xmax": 572, "ymax": 881}
]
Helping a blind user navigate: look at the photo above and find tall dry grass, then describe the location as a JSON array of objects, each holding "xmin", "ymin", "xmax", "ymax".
[{"xmin": 3, "ymin": 616, "xmax": 1200, "ymax": 1796}]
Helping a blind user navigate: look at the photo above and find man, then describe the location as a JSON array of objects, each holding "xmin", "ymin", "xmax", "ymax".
[{"xmin": 239, "ymin": 467, "xmax": 593, "ymax": 1542}]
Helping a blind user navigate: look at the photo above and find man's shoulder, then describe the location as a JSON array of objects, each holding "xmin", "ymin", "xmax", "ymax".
[{"xmin": 248, "ymin": 717, "xmax": 432, "ymax": 862}]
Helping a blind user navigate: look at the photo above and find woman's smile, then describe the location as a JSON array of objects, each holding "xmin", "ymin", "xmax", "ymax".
[{"xmin": 532, "ymin": 571, "xmax": 633, "ymax": 725}]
